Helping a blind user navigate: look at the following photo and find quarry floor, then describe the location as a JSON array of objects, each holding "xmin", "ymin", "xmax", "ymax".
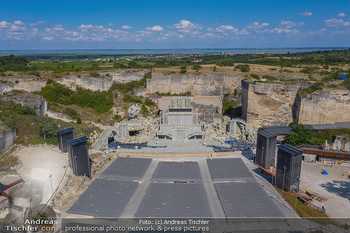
[
  {"xmin": 15, "ymin": 145, "xmax": 70, "ymax": 204},
  {"xmin": 299, "ymin": 162, "xmax": 350, "ymax": 218}
]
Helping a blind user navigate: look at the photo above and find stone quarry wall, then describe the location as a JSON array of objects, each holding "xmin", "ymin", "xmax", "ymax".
[
  {"xmin": 0, "ymin": 70, "xmax": 147, "ymax": 94},
  {"xmin": 242, "ymin": 80, "xmax": 350, "ymax": 128},
  {"xmin": 242, "ymin": 81, "xmax": 310, "ymax": 128},
  {"xmin": 147, "ymin": 72, "xmax": 243, "ymax": 96},
  {"xmin": 0, "ymin": 129, "xmax": 16, "ymax": 152},
  {"xmin": 0, "ymin": 77, "xmax": 46, "ymax": 94},
  {"xmin": 54, "ymin": 75, "xmax": 113, "ymax": 92},
  {"xmin": 1, "ymin": 93, "xmax": 48, "ymax": 116},
  {"xmin": 55, "ymin": 70, "xmax": 146, "ymax": 91},
  {"xmin": 295, "ymin": 89, "xmax": 350, "ymax": 124}
]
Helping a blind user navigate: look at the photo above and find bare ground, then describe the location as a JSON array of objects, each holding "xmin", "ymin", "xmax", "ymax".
[{"xmin": 300, "ymin": 162, "xmax": 350, "ymax": 218}]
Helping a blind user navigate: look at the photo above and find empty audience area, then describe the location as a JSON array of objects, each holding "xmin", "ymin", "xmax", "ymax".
[
  {"xmin": 207, "ymin": 158, "xmax": 255, "ymax": 182},
  {"xmin": 152, "ymin": 161, "xmax": 202, "ymax": 182},
  {"xmin": 99, "ymin": 157, "xmax": 152, "ymax": 180},
  {"xmin": 67, "ymin": 179, "xmax": 138, "ymax": 217},
  {"xmin": 215, "ymin": 182, "xmax": 285, "ymax": 218},
  {"xmin": 135, "ymin": 183, "xmax": 212, "ymax": 218}
]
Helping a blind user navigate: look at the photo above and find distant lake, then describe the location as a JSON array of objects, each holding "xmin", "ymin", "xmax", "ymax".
[{"xmin": 0, "ymin": 47, "xmax": 348, "ymax": 55}]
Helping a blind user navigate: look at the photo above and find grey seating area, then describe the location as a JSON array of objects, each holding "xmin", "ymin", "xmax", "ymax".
[
  {"xmin": 67, "ymin": 179, "xmax": 138, "ymax": 217},
  {"xmin": 215, "ymin": 182, "xmax": 285, "ymax": 218},
  {"xmin": 152, "ymin": 161, "xmax": 202, "ymax": 182},
  {"xmin": 99, "ymin": 157, "xmax": 152, "ymax": 180},
  {"xmin": 67, "ymin": 156, "xmax": 286, "ymax": 219},
  {"xmin": 207, "ymin": 158, "xmax": 255, "ymax": 181},
  {"xmin": 135, "ymin": 183, "xmax": 212, "ymax": 218}
]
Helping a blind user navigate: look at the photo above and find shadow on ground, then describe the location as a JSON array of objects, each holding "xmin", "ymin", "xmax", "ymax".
[{"xmin": 319, "ymin": 180, "xmax": 350, "ymax": 200}]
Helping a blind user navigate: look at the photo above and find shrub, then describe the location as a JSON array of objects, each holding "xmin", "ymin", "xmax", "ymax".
[
  {"xmin": 144, "ymin": 98, "xmax": 155, "ymax": 106},
  {"xmin": 235, "ymin": 64, "xmax": 250, "ymax": 72},
  {"xmin": 250, "ymin": 73, "xmax": 260, "ymax": 80},
  {"xmin": 114, "ymin": 114, "xmax": 122, "ymax": 121},
  {"xmin": 63, "ymin": 107, "xmax": 79, "ymax": 119},
  {"xmin": 262, "ymin": 75, "xmax": 278, "ymax": 81}
]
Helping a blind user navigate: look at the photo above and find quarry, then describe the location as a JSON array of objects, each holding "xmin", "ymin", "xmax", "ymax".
[{"xmin": 0, "ymin": 65, "xmax": 350, "ymax": 232}]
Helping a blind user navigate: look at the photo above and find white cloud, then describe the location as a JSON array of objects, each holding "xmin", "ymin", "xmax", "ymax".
[
  {"xmin": 0, "ymin": 21, "xmax": 11, "ymax": 29},
  {"xmin": 215, "ymin": 25, "xmax": 238, "ymax": 32},
  {"xmin": 324, "ymin": 18, "xmax": 350, "ymax": 27},
  {"xmin": 108, "ymin": 23, "xmax": 114, "ymax": 26},
  {"xmin": 146, "ymin": 25, "xmax": 164, "ymax": 31},
  {"xmin": 13, "ymin": 20, "xmax": 25, "ymax": 25},
  {"xmin": 173, "ymin": 20, "xmax": 202, "ymax": 33},
  {"xmin": 338, "ymin": 13, "xmax": 346, "ymax": 17},
  {"xmin": 78, "ymin": 24, "xmax": 105, "ymax": 32},
  {"xmin": 30, "ymin": 21, "xmax": 45, "ymax": 27},
  {"xmin": 9, "ymin": 25, "xmax": 26, "ymax": 31},
  {"xmin": 43, "ymin": 36, "xmax": 53, "ymax": 41},
  {"xmin": 270, "ymin": 28, "xmax": 299, "ymax": 34},
  {"xmin": 246, "ymin": 22, "xmax": 270, "ymax": 30},
  {"xmin": 280, "ymin": 20, "xmax": 297, "ymax": 28},
  {"xmin": 121, "ymin": 25, "xmax": 132, "ymax": 30},
  {"xmin": 299, "ymin": 11, "xmax": 312, "ymax": 16}
]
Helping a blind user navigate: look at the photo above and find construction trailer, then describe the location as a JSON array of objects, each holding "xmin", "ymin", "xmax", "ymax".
[
  {"xmin": 57, "ymin": 127, "xmax": 75, "ymax": 153},
  {"xmin": 275, "ymin": 144, "xmax": 303, "ymax": 192},
  {"xmin": 67, "ymin": 136, "xmax": 91, "ymax": 178},
  {"xmin": 256, "ymin": 130, "xmax": 277, "ymax": 168}
]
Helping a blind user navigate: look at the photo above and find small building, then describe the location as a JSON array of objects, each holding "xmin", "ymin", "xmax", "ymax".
[
  {"xmin": 305, "ymin": 122, "xmax": 350, "ymax": 132},
  {"xmin": 67, "ymin": 136, "xmax": 91, "ymax": 177},
  {"xmin": 57, "ymin": 127, "xmax": 75, "ymax": 153},
  {"xmin": 275, "ymin": 144, "xmax": 303, "ymax": 192},
  {"xmin": 256, "ymin": 130, "xmax": 277, "ymax": 168}
]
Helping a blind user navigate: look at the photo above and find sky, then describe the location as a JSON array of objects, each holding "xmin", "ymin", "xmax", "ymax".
[{"xmin": 0, "ymin": 0, "xmax": 350, "ymax": 50}]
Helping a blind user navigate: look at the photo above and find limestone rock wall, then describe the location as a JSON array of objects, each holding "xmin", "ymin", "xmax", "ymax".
[
  {"xmin": 242, "ymin": 80, "xmax": 310, "ymax": 128},
  {"xmin": 54, "ymin": 75, "xmax": 113, "ymax": 91},
  {"xmin": 55, "ymin": 70, "xmax": 146, "ymax": 91},
  {"xmin": 147, "ymin": 72, "xmax": 243, "ymax": 96},
  {"xmin": 0, "ymin": 71, "xmax": 146, "ymax": 94},
  {"xmin": 0, "ymin": 77, "xmax": 46, "ymax": 94},
  {"xmin": 296, "ymin": 89, "xmax": 350, "ymax": 124}
]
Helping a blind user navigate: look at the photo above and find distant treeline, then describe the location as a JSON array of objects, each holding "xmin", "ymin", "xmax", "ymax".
[
  {"xmin": 0, "ymin": 55, "xmax": 29, "ymax": 71},
  {"xmin": 2, "ymin": 49, "xmax": 350, "ymax": 72}
]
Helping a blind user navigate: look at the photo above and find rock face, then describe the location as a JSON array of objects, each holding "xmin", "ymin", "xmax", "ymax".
[
  {"xmin": 242, "ymin": 81, "xmax": 310, "ymax": 128},
  {"xmin": 0, "ymin": 77, "xmax": 46, "ymax": 94},
  {"xmin": 0, "ymin": 70, "xmax": 147, "ymax": 94},
  {"xmin": 0, "ymin": 124, "xmax": 16, "ymax": 152},
  {"xmin": 203, "ymin": 117, "xmax": 257, "ymax": 143},
  {"xmin": 1, "ymin": 93, "xmax": 47, "ymax": 116},
  {"xmin": 147, "ymin": 72, "xmax": 243, "ymax": 96},
  {"xmin": 242, "ymin": 80, "xmax": 350, "ymax": 128},
  {"xmin": 295, "ymin": 89, "xmax": 350, "ymax": 124},
  {"xmin": 54, "ymin": 70, "xmax": 147, "ymax": 91}
]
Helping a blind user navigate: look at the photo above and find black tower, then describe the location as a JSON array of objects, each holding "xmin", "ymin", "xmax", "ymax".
[
  {"xmin": 67, "ymin": 136, "xmax": 91, "ymax": 177},
  {"xmin": 57, "ymin": 127, "xmax": 75, "ymax": 153},
  {"xmin": 256, "ymin": 130, "xmax": 277, "ymax": 168},
  {"xmin": 275, "ymin": 144, "xmax": 303, "ymax": 192}
]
